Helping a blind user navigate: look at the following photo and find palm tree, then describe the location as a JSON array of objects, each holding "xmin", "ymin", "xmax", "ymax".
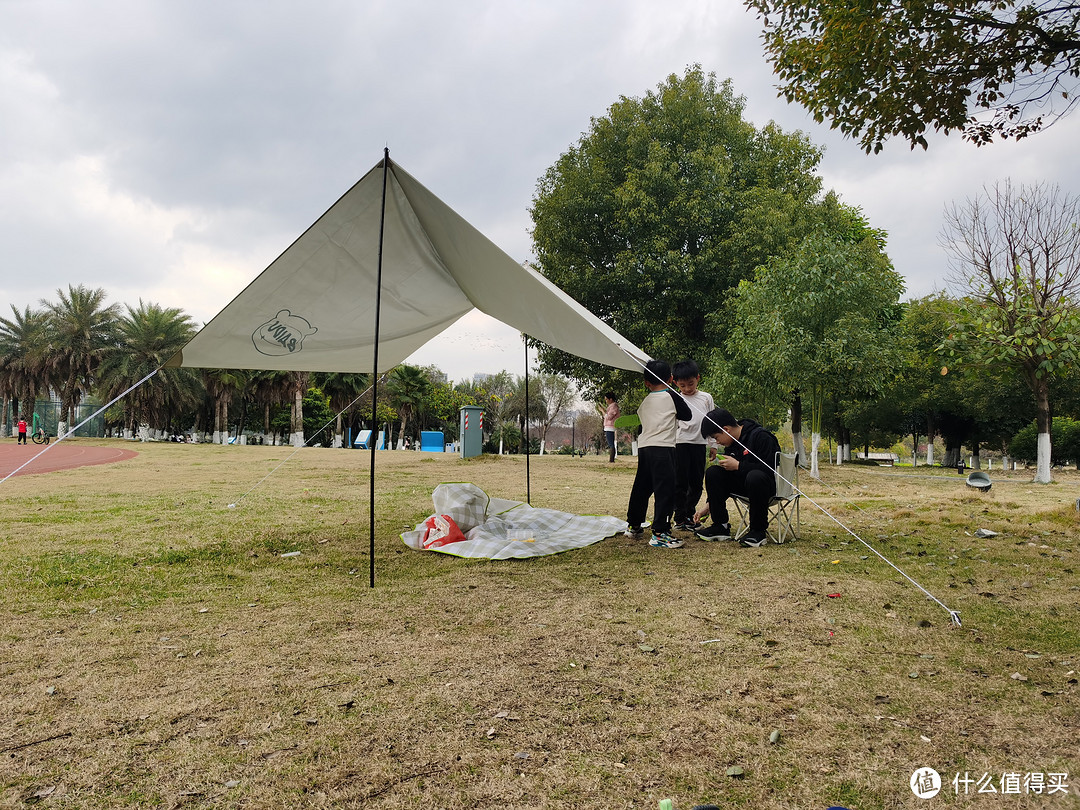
[
  {"xmin": 286, "ymin": 371, "xmax": 310, "ymax": 447},
  {"xmin": 41, "ymin": 285, "xmax": 120, "ymax": 436},
  {"xmin": 0, "ymin": 305, "xmax": 51, "ymax": 435},
  {"xmin": 316, "ymin": 372, "xmax": 371, "ymax": 447},
  {"xmin": 96, "ymin": 301, "xmax": 203, "ymax": 437},
  {"xmin": 247, "ymin": 371, "xmax": 290, "ymax": 444},
  {"xmin": 202, "ymin": 369, "xmax": 248, "ymax": 444},
  {"xmin": 387, "ymin": 365, "xmax": 430, "ymax": 449}
]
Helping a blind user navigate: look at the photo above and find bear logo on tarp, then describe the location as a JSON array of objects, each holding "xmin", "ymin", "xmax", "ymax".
[{"xmin": 252, "ymin": 310, "xmax": 318, "ymax": 356}]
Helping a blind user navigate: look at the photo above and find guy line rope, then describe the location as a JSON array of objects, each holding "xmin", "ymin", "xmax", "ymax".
[{"xmin": 622, "ymin": 349, "xmax": 962, "ymax": 627}]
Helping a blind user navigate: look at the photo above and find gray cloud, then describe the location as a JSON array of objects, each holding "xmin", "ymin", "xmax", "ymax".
[{"xmin": 2, "ymin": 0, "xmax": 1075, "ymax": 381}]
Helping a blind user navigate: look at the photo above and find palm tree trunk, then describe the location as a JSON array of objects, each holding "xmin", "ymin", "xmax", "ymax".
[{"xmin": 291, "ymin": 386, "xmax": 304, "ymax": 447}]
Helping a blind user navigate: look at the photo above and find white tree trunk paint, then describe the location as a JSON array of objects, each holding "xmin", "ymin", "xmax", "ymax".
[{"xmin": 1036, "ymin": 432, "xmax": 1052, "ymax": 483}]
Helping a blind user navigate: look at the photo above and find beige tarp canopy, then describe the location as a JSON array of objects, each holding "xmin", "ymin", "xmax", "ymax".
[{"xmin": 167, "ymin": 156, "xmax": 648, "ymax": 374}]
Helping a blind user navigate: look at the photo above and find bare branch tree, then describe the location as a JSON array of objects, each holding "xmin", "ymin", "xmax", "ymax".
[{"xmin": 941, "ymin": 179, "xmax": 1080, "ymax": 482}]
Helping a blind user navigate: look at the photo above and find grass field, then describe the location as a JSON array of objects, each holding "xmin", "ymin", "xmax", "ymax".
[{"xmin": 1, "ymin": 441, "xmax": 1077, "ymax": 809}]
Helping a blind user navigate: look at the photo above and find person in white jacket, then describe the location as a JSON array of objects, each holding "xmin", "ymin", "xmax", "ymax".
[
  {"xmin": 625, "ymin": 360, "xmax": 692, "ymax": 549},
  {"xmin": 671, "ymin": 360, "xmax": 715, "ymax": 532}
]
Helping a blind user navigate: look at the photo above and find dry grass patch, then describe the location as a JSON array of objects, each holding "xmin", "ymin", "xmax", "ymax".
[{"xmin": 1, "ymin": 444, "xmax": 1077, "ymax": 808}]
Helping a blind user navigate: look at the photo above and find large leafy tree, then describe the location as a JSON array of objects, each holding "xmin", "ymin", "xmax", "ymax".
[
  {"xmin": 940, "ymin": 180, "xmax": 1080, "ymax": 483},
  {"xmin": 726, "ymin": 216, "xmax": 906, "ymax": 477},
  {"xmin": 42, "ymin": 285, "xmax": 121, "ymax": 436},
  {"xmin": 747, "ymin": 0, "xmax": 1080, "ymax": 152},
  {"xmin": 530, "ymin": 66, "xmax": 824, "ymax": 395}
]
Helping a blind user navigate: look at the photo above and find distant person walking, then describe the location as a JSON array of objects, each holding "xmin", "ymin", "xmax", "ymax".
[{"xmin": 16, "ymin": 417, "xmax": 28, "ymax": 445}]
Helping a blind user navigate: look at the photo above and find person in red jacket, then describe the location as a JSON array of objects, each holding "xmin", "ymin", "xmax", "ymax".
[{"xmin": 17, "ymin": 417, "xmax": 28, "ymax": 444}]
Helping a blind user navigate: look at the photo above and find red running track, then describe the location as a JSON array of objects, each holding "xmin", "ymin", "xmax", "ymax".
[{"xmin": 0, "ymin": 442, "xmax": 138, "ymax": 478}]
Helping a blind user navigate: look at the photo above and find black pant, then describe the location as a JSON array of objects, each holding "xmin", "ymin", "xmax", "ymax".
[
  {"xmin": 703, "ymin": 464, "xmax": 775, "ymax": 534},
  {"xmin": 674, "ymin": 443, "xmax": 706, "ymax": 523},
  {"xmin": 605, "ymin": 430, "xmax": 616, "ymax": 462},
  {"xmin": 17, "ymin": 432, "xmax": 26, "ymax": 445},
  {"xmin": 627, "ymin": 446, "xmax": 676, "ymax": 534}
]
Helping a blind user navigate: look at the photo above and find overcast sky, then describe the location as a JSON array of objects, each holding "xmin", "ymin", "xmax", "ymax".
[{"xmin": 3, "ymin": 0, "xmax": 1077, "ymax": 385}]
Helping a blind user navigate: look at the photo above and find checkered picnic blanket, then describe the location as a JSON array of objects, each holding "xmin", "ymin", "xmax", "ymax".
[{"xmin": 401, "ymin": 482, "xmax": 626, "ymax": 560}]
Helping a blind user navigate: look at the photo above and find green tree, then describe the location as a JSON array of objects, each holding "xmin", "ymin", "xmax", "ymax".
[
  {"xmin": 387, "ymin": 364, "xmax": 431, "ymax": 449},
  {"xmin": 506, "ymin": 375, "xmax": 551, "ymax": 454},
  {"xmin": 202, "ymin": 369, "xmax": 248, "ymax": 444},
  {"xmin": 429, "ymin": 381, "xmax": 478, "ymax": 440},
  {"xmin": 726, "ymin": 220, "xmax": 905, "ymax": 477},
  {"xmin": 1010, "ymin": 417, "xmax": 1080, "ymax": 464},
  {"xmin": 940, "ymin": 180, "xmax": 1080, "ymax": 483},
  {"xmin": 530, "ymin": 66, "xmax": 824, "ymax": 395},
  {"xmin": 301, "ymin": 385, "xmax": 335, "ymax": 446},
  {"xmin": 316, "ymin": 372, "xmax": 371, "ymax": 447},
  {"xmin": 894, "ymin": 294, "xmax": 960, "ymax": 464},
  {"xmin": 42, "ymin": 285, "xmax": 121, "ymax": 437},
  {"xmin": 247, "ymin": 371, "xmax": 290, "ymax": 443},
  {"xmin": 473, "ymin": 371, "xmax": 516, "ymax": 453},
  {"xmin": 0, "ymin": 305, "xmax": 50, "ymax": 432},
  {"xmin": 532, "ymin": 373, "xmax": 575, "ymax": 453},
  {"xmin": 747, "ymin": 0, "xmax": 1080, "ymax": 152},
  {"xmin": 96, "ymin": 301, "xmax": 203, "ymax": 437}
]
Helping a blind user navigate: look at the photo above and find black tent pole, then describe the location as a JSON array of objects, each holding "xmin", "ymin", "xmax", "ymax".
[
  {"xmin": 369, "ymin": 148, "xmax": 390, "ymax": 588},
  {"xmin": 524, "ymin": 335, "xmax": 530, "ymax": 505}
]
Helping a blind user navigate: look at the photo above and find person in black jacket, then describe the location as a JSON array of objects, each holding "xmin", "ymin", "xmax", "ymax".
[{"xmin": 694, "ymin": 408, "xmax": 781, "ymax": 547}]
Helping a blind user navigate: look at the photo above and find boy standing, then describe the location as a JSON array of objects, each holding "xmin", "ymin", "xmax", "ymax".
[
  {"xmin": 695, "ymin": 408, "xmax": 781, "ymax": 548},
  {"xmin": 671, "ymin": 360, "xmax": 714, "ymax": 532},
  {"xmin": 17, "ymin": 417, "xmax": 28, "ymax": 445},
  {"xmin": 625, "ymin": 360, "xmax": 692, "ymax": 549}
]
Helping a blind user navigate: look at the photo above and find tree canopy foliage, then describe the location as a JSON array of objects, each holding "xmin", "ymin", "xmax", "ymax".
[
  {"xmin": 530, "ymin": 66, "xmax": 824, "ymax": 396},
  {"xmin": 725, "ymin": 208, "xmax": 905, "ymax": 475},
  {"xmin": 746, "ymin": 0, "xmax": 1080, "ymax": 151}
]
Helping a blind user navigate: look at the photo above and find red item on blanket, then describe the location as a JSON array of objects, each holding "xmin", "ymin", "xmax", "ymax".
[{"xmin": 421, "ymin": 514, "xmax": 467, "ymax": 549}]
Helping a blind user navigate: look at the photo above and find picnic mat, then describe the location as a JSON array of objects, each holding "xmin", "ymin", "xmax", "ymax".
[{"xmin": 401, "ymin": 482, "xmax": 627, "ymax": 560}]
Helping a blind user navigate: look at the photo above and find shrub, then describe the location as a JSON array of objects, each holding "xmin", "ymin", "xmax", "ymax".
[{"xmin": 1008, "ymin": 417, "xmax": 1080, "ymax": 464}]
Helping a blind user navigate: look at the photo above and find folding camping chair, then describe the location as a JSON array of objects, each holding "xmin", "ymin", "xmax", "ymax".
[{"xmin": 732, "ymin": 451, "xmax": 800, "ymax": 544}]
